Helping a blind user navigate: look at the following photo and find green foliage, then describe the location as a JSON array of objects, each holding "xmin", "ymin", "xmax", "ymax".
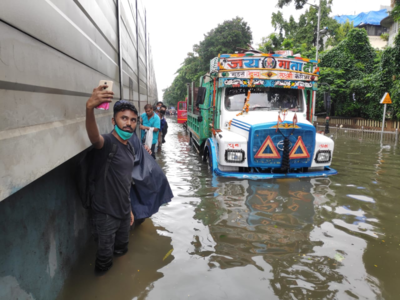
[
  {"xmin": 318, "ymin": 28, "xmax": 400, "ymax": 120},
  {"xmin": 327, "ymin": 20, "xmax": 353, "ymax": 46},
  {"xmin": 381, "ymin": 33, "xmax": 389, "ymax": 41},
  {"xmin": 391, "ymin": 0, "xmax": 400, "ymax": 22},
  {"xmin": 259, "ymin": 0, "xmax": 340, "ymax": 58},
  {"xmin": 276, "ymin": 0, "xmax": 307, "ymax": 9},
  {"xmin": 195, "ymin": 17, "xmax": 252, "ymax": 69},
  {"xmin": 163, "ymin": 17, "xmax": 252, "ymax": 107},
  {"xmin": 258, "ymin": 33, "xmax": 283, "ymax": 53}
]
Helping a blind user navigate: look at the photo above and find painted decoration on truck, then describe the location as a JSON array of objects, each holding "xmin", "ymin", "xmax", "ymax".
[
  {"xmin": 270, "ymin": 123, "xmax": 301, "ymax": 129},
  {"xmin": 218, "ymin": 55, "xmax": 318, "ymax": 75},
  {"xmin": 219, "ymin": 53, "xmax": 318, "ymax": 63},
  {"xmin": 289, "ymin": 136, "xmax": 310, "ymax": 159},
  {"xmin": 221, "ymin": 71, "xmax": 316, "ymax": 81},
  {"xmin": 262, "ymin": 57, "xmax": 277, "ymax": 69},
  {"xmin": 254, "ymin": 136, "xmax": 281, "ymax": 159},
  {"xmin": 220, "ymin": 78, "xmax": 316, "ymax": 90},
  {"xmin": 210, "ymin": 57, "xmax": 219, "ymax": 72}
]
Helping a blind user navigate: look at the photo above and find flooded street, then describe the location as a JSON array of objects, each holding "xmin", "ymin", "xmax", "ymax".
[{"xmin": 58, "ymin": 118, "xmax": 400, "ymax": 300}]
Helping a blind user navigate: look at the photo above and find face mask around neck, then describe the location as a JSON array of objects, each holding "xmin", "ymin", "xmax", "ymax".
[{"xmin": 114, "ymin": 124, "xmax": 133, "ymax": 140}]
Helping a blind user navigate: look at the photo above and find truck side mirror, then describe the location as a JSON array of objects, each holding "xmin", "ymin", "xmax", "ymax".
[{"xmin": 196, "ymin": 87, "xmax": 207, "ymax": 106}]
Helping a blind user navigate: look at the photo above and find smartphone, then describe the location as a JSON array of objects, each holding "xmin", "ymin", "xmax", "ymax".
[{"xmin": 96, "ymin": 80, "xmax": 114, "ymax": 110}]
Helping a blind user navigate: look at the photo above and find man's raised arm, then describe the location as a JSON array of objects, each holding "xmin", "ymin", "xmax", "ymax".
[{"xmin": 85, "ymin": 85, "xmax": 114, "ymax": 149}]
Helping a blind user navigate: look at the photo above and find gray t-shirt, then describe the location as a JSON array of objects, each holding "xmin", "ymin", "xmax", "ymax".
[{"xmin": 91, "ymin": 134, "xmax": 135, "ymax": 219}]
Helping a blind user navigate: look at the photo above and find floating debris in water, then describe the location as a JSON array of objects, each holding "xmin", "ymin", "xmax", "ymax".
[
  {"xmin": 334, "ymin": 253, "xmax": 345, "ymax": 262},
  {"xmin": 163, "ymin": 249, "xmax": 173, "ymax": 261}
]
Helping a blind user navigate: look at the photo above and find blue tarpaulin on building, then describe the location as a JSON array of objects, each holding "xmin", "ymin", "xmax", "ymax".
[{"xmin": 334, "ymin": 9, "xmax": 389, "ymax": 27}]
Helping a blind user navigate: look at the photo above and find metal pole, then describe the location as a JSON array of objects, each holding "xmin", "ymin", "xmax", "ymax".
[
  {"xmin": 313, "ymin": 0, "xmax": 321, "ymax": 123},
  {"xmin": 381, "ymin": 104, "xmax": 387, "ymax": 133},
  {"xmin": 117, "ymin": 0, "xmax": 123, "ymax": 100},
  {"xmin": 381, "ymin": 103, "xmax": 386, "ymax": 145},
  {"xmin": 361, "ymin": 126, "xmax": 364, "ymax": 140},
  {"xmin": 315, "ymin": 0, "xmax": 321, "ymax": 62}
]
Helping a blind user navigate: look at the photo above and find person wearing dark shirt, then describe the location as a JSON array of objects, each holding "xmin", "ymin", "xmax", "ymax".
[
  {"xmin": 159, "ymin": 105, "xmax": 168, "ymax": 146},
  {"xmin": 85, "ymin": 85, "xmax": 137, "ymax": 273},
  {"xmin": 156, "ymin": 101, "xmax": 163, "ymax": 111}
]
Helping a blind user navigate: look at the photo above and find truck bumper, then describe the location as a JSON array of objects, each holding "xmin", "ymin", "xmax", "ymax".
[
  {"xmin": 214, "ymin": 166, "xmax": 338, "ymax": 179},
  {"xmin": 206, "ymin": 138, "xmax": 337, "ymax": 180}
]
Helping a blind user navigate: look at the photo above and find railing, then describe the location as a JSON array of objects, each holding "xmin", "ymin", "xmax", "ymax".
[
  {"xmin": 316, "ymin": 124, "xmax": 399, "ymax": 144},
  {"xmin": 316, "ymin": 117, "xmax": 400, "ymax": 130}
]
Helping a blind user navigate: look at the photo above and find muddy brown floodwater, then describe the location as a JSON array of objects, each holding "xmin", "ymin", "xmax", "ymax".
[{"xmin": 58, "ymin": 117, "xmax": 400, "ymax": 300}]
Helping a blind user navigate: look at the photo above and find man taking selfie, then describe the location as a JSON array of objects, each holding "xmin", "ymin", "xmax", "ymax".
[{"xmin": 85, "ymin": 85, "xmax": 137, "ymax": 273}]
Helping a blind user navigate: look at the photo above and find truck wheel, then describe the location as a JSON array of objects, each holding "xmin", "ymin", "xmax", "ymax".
[
  {"xmin": 203, "ymin": 147, "xmax": 212, "ymax": 169},
  {"xmin": 203, "ymin": 147, "xmax": 209, "ymax": 162}
]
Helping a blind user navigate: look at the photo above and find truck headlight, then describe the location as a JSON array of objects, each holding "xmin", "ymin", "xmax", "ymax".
[
  {"xmin": 315, "ymin": 150, "xmax": 331, "ymax": 163},
  {"xmin": 225, "ymin": 149, "xmax": 245, "ymax": 163}
]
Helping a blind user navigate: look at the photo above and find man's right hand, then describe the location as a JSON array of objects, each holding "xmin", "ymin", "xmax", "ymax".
[{"xmin": 86, "ymin": 85, "xmax": 114, "ymax": 110}]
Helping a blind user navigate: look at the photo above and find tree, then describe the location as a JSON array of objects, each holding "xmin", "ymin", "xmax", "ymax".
[
  {"xmin": 258, "ymin": 33, "xmax": 283, "ymax": 53},
  {"xmin": 163, "ymin": 17, "xmax": 252, "ymax": 106},
  {"xmin": 259, "ymin": 1, "xmax": 340, "ymax": 58},
  {"xmin": 329, "ymin": 20, "xmax": 353, "ymax": 46},
  {"xmin": 277, "ymin": 0, "xmax": 308, "ymax": 9},
  {"xmin": 196, "ymin": 17, "xmax": 252, "ymax": 71},
  {"xmin": 391, "ymin": 0, "xmax": 400, "ymax": 22},
  {"xmin": 316, "ymin": 27, "xmax": 400, "ymax": 120}
]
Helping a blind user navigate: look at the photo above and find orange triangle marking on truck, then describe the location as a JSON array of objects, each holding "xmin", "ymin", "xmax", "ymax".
[
  {"xmin": 254, "ymin": 136, "xmax": 281, "ymax": 159},
  {"xmin": 289, "ymin": 136, "xmax": 310, "ymax": 159}
]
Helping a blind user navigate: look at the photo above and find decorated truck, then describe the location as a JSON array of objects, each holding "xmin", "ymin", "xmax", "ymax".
[
  {"xmin": 186, "ymin": 51, "xmax": 337, "ymax": 179},
  {"xmin": 177, "ymin": 100, "xmax": 188, "ymax": 130}
]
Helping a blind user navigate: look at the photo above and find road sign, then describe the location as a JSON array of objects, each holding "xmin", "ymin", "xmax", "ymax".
[
  {"xmin": 380, "ymin": 92, "xmax": 392, "ymax": 104},
  {"xmin": 380, "ymin": 93, "xmax": 392, "ymax": 137}
]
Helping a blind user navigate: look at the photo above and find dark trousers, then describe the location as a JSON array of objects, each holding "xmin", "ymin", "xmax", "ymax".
[
  {"xmin": 92, "ymin": 212, "xmax": 130, "ymax": 272},
  {"xmin": 150, "ymin": 143, "xmax": 156, "ymax": 159}
]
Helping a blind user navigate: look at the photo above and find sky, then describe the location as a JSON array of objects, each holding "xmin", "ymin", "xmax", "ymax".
[{"xmin": 144, "ymin": 0, "xmax": 391, "ymax": 101}]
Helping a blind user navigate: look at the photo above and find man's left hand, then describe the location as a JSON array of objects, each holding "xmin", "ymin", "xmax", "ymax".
[{"xmin": 130, "ymin": 211, "xmax": 134, "ymax": 226}]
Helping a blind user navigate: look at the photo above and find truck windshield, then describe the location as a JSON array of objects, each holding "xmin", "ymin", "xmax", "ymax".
[
  {"xmin": 179, "ymin": 102, "xmax": 187, "ymax": 111},
  {"xmin": 224, "ymin": 87, "xmax": 303, "ymax": 112}
]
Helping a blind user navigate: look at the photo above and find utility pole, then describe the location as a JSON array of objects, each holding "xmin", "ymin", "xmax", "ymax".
[
  {"xmin": 306, "ymin": 0, "xmax": 322, "ymax": 123},
  {"xmin": 315, "ymin": 0, "xmax": 321, "ymax": 61}
]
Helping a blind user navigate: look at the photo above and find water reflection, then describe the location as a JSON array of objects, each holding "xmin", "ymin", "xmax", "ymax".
[
  {"xmin": 193, "ymin": 177, "xmax": 381, "ymax": 299},
  {"xmin": 57, "ymin": 118, "xmax": 400, "ymax": 299},
  {"xmin": 57, "ymin": 222, "xmax": 174, "ymax": 300}
]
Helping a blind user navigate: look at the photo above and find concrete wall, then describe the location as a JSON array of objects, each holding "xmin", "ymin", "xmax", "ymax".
[
  {"xmin": 0, "ymin": 151, "xmax": 91, "ymax": 300},
  {"xmin": 0, "ymin": 0, "xmax": 158, "ymax": 202},
  {"xmin": 0, "ymin": 1, "xmax": 158, "ymax": 298},
  {"xmin": 387, "ymin": 21, "xmax": 399, "ymax": 46},
  {"xmin": 369, "ymin": 35, "xmax": 388, "ymax": 50}
]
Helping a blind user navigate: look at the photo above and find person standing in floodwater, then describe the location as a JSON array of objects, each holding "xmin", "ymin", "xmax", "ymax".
[
  {"xmin": 85, "ymin": 85, "xmax": 136, "ymax": 273},
  {"xmin": 158, "ymin": 105, "xmax": 168, "ymax": 151},
  {"xmin": 140, "ymin": 104, "xmax": 160, "ymax": 159}
]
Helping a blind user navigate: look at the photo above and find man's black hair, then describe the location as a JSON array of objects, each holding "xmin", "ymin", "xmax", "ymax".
[
  {"xmin": 161, "ymin": 104, "xmax": 167, "ymax": 109},
  {"xmin": 113, "ymin": 100, "xmax": 138, "ymax": 118},
  {"xmin": 157, "ymin": 101, "xmax": 163, "ymax": 106}
]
